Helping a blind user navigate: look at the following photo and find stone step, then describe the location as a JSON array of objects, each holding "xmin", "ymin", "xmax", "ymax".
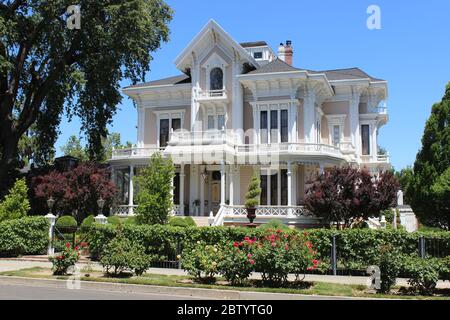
[{"xmin": 190, "ymin": 216, "xmax": 211, "ymax": 227}]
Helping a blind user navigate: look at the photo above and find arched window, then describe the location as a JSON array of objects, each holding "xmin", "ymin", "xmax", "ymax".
[{"xmin": 210, "ymin": 68, "xmax": 223, "ymax": 91}]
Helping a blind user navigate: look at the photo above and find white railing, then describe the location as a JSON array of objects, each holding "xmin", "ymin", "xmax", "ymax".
[
  {"xmin": 360, "ymin": 154, "xmax": 391, "ymax": 164},
  {"xmin": 113, "ymin": 205, "xmax": 138, "ymax": 216},
  {"xmin": 221, "ymin": 205, "xmax": 312, "ymax": 217},
  {"xmin": 212, "ymin": 206, "xmax": 226, "ymax": 226},
  {"xmin": 111, "ymin": 147, "xmax": 165, "ymax": 159},
  {"xmin": 237, "ymin": 143, "xmax": 342, "ymax": 157},
  {"xmin": 377, "ymin": 154, "xmax": 390, "ymax": 163},
  {"xmin": 169, "ymin": 129, "xmax": 236, "ymax": 146},
  {"xmin": 197, "ymin": 89, "xmax": 228, "ymax": 100}
]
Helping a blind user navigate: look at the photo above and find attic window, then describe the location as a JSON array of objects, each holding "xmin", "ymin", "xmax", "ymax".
[{"xmin": 254, "ymin": 52, "xmax": 263, "ymax": 59}]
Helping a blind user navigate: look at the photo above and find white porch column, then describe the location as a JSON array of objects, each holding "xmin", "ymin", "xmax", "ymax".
[
  {"xmin": 128, "ymin": 165, "xmax": 134, "ymax": 216},
  {"xmin": 220, "ymin": 162, "xmax": 226, "ymax": 206},
  {"xmin": 319, "ymin": 163, "xmax": 325, "ymax": 174},
  {"xmin": 372, "ymin": 124, "xmax": 378, "ymax": 162},
  {"xmin": 349, "ymin": 87, "xmax": 362, "ymax": 157},
  {"xmin": 180, "ymin": 164, "xmax": 185, "ymax": 216},
  {"xmin": 200, "ymin": 166, "xmax": 205, "ymax": 216},
  {"xmin": 229, "ymin": 165, "xmax": 234, "ymax": 206},
  {"xmin": 232, "ymin": 60, "xmax": 244, "ymax": 144},
  {"xmin": 303, "ymin": 91, "xmax": 316, "ymax": 143},
  {"xmin": 287, "ymin": 162, "xmax": 294, "ymax": 217}
]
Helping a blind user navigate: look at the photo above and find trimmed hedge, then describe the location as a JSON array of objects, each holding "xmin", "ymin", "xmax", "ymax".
[
  {"xmin": 87, "ymin": 225, "xmax": 450, "ymax": 273},
  {"xmin": 0, "ymin": 216, "xmax": 49, "ymax": 257}
]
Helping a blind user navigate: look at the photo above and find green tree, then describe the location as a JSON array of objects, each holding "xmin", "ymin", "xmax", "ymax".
[
  {"xmin": 0, "ymin": 0, "xmax": 173, "ymax": 196},
  {"xmin": 245, "ymin": 174, "xmax": 262, "ymax": 209},
  {"xmin": 60, "ymin": 135, "xmax": 88, "ymax": 160},
  {"xmin": 408, "ymin": 83, "xmax": 450, "ymax": 229},
  {"xmin": 101, "ymin": 132, "xmax": 132, "ymax": 162},
  {"xmin": 135, "ymin": 153, "xmax": 175, "ymax": 225},
  {"xmin": 0, "ymin": 178, "xmax": 30, "ymax": 222},
  {"xmin": 394, "ymin": 166, "xmax": 414, "ymax": 205}
]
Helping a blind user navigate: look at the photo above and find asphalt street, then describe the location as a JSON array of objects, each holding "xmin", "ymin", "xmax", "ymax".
[{"xmin": 0, "ymin": 283, "xmax": 207, "ymax": 300}]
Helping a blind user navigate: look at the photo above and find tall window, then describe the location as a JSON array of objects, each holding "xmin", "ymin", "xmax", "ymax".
[
  {"xmin": 159, "ymin": 119, "xmax": 170, "ymax": 147},
  {"xmin": 332, "ymin": 125, "xmax": 341, "ymax": 146},
  {"xmin": 281, "ymin": 110, "xmax": 288, "ymax": 143},
  {"xmin": 260, "ymin": 111, "xmax": 268, "ymax": 144},
  {"xmin": 260, "ymin": 175, "xmax": 268, "ymax": 205},
  {"xmin": 280, "ymin": 169, "xmax": 288, "ymax": 205},
  {"xmin": 361, "ymin": 124, "xmax": 371, "ymax": 155},
  {"xmin": 207, "ymin": 116, "xmax": 215, "ymax": 130},
  {"xmin": 218, "ymin": 115, "xmax": 225, "ymax": 130},
  {"xmin": 270, "ymin": 173, "xmax": 278, "ymax": 205},
  {"xmin": 173, "ymin": 173, "xmax": 180, "ymax": 205},
  {"xmin": 259, "ymin": 109, "xmax": 289, "ymax": 144},
  {"xmin": 270, "ymin": 110, "xmax": 278, "ymax": 143},
  {"xmin": 210, "ymin": 68, "xmax": 223, "ymax": 91}
]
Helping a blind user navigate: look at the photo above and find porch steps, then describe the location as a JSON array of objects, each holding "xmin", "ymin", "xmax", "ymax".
[{"xmin": 191, "ymin": 216, "xmax": 211, "ymax": 227}]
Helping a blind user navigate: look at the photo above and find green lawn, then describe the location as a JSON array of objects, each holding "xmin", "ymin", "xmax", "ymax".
[{"xmin": 1, "ymin": 267, "xmax": 448, "ymax": 300}]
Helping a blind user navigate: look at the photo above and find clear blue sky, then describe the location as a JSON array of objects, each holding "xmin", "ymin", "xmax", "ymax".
[{"xmin": 55, "ymin": 0, "xmax": 450, "ymax": 170}]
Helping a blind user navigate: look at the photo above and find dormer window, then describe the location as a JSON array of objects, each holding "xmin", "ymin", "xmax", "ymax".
[
  {"xmin": 253, "ymin": 52, "xmax": 263, "ymax": 59},
  {"xmin": 210, "ymin": 67, "xmax": 223, "ymax": 91}
]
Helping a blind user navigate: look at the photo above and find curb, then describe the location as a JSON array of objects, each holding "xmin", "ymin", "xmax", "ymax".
[{"xmin": 0, "ymin": 276, "xmax": 382, "ymax": 300}]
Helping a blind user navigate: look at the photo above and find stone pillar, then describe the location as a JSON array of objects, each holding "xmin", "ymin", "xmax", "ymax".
[
  {"xmin": 45, "ymin": 214, "xmax": 56, "ymax": 255},
  {"xmin": 128, "ymin": 165, "xmax": 134, "ymax": 216},
  {"xmin": 180, "ymin": 164, "xmax": 185, "ymax": 216},
  {"xmin": 220, "ymin": 162, "xmax": 226, "ymax": 206}
]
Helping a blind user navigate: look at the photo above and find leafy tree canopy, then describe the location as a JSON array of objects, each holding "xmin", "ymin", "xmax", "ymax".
[
  {"xmin": 408, "ymin": 83, "xmax": 450, "ymax": 229},
  {"xmin": 0, "ymin": 0, "xmax": 173, "ymax": 195},
  {"xmin": 135, "ymin": 152, "xmax": 175, "ymax": 225}
]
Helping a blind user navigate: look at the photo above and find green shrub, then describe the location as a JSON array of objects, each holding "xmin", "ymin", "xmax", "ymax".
[
  {"xmin": 100, "ymin": 232, "xmax": 152, "ymax": 276},
  {"xmin": 184, "ymin": 216, "xmax": 197, "ymax": 227},
  {"xmin": 244, "ymin": 174, "xmax": 261, "ymax": 209},
  {"xmin": 55, "ymin": 216, "xmax": 78, "ymax": 231},
  {"xmin": 107, "ymin": 216, "xmax": 123, "ymax": 226},
  {"xmin": 180, "ymin": 241, "xmax": 221, "ymax": 283},
  {"xmin": 124, "ymin": 216, "xmax": 137, "ymax": 225},
  {"xmin": 403, "ymin": 256, "xmax": 440, "ymax": 295},
  {"xmin": 0, "ymin": 217, "xmax": 49, "ymax": 257},
  {"xmin": 218, "ymin": 237, "xmax": 256, "ymax": 285},
  {"xmin": 49, "ymin": 242, "xmax": 80, "ymax": 275},
  {"xmin": 80, "ymin": 215, "xmax": 95, "ymax": 233},
  {"xmin": 258, "ymin": 219, "xmax": 290, "ymax": 232},
  {"xmin": 0, "ymin": 178, "xmax": 30, "ymax": 223},
  {"xmin": 87, "ymin": 224, "xmax": 450, "ymax": 278},
  {"xmin": 377, "ymin": 245, "xmax": 402, "ymax": 293},
  {"xmin": 168, "ymin": 217, "xmax": 187, "ymax": 227}
]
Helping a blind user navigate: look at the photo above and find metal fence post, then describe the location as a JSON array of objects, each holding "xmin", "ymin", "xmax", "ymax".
[
  {"xmin": 331, "ymin": 235, "xmax": 337, "ymax": 275},
  {"xmin": 419, "ymin": 236, "xmax": 426, "ymax": 259}
]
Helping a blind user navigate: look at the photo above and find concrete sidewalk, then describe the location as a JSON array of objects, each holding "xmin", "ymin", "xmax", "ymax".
[{"xmin": 1, "ymin": 257, "xmax": 449, "ymax": 289}]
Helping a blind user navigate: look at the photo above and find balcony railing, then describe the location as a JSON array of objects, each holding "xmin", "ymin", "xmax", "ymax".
[
  {"xmin": 111, "ymin": 146, "xmax": 165, "ymax": 159},
  {"xmin": 197, "ymin": 89, "xmax": 228, "ymax": 101},
  {"xmin": 360, "ymin": 154, "xmax": 391, "ymax": 164},
  {"xmin": 169, "ymin": 129, "xmax": 236, "ymax": 146},
  {"xmin": 237, "ymin": 143, "xmax": 342, "ymax": 157}
]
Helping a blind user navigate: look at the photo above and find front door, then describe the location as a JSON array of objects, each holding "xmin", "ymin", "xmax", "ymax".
[{"xmin": 210, "ymin": 171, "xmax": 221, "ymax": 214}]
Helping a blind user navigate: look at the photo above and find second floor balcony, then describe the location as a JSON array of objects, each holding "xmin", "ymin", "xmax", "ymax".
[{"xmin": 196, "ymin": 89, "xmax": 228, "ymax": 102}]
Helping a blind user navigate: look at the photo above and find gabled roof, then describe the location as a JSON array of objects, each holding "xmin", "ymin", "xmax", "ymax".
[
  {"xmin": 246, "ymin": 60, "xmax": 385, "ymax": 82},
  {"xmin": 174, "ymin": 19, "xmax": 259, "ymax": 71},
  {"xmin": 124, "ymin": 74, "xmax": 191, "ymax": 90},
  {"xmin": 246, "ymin": 58, "xmax": 303, "ymax": 75},
  {"xmin": 309, "ymin": 68, "xmax": 385, "ymax": 82},
  {"xmin": 240, "ymin": 41, "xmax": 268, "ymax": 48}
]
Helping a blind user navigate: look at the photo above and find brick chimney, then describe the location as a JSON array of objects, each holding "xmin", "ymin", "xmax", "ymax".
[{"xmin": 278, "ymin": 40, "xmax": 293, "ymax": 65}]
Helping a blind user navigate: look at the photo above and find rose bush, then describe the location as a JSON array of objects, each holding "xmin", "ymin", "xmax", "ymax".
[
  {"xmin": 49, "ymin": 242, "xmax": 80, "ymax": 275},
  {"xmin": 218, "ymin": 237, "xmax": 257, "ymax": 285},
  {"xmin": 180, "ymin": 241, "xmax": 222, "ymax": 283}
]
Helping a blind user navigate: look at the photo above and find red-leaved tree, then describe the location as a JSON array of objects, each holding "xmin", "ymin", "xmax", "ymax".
[
  {"xmin": 305, "ymin": 167, "xmax": 399, "ymax": 228},
  {"xmin": 32, "ymin": 162, "xmax": 117, "ymax": 222}
]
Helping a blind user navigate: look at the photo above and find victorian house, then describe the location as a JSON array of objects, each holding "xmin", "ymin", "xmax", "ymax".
[{"xmin": 109, "ymin": 20, "xmax": 390, "ymax": 227}]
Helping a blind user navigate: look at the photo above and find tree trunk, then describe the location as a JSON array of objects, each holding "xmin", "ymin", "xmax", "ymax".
[{"xmin": 0, "ymin": 129, "xmax": 20, "ymax": 197}]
